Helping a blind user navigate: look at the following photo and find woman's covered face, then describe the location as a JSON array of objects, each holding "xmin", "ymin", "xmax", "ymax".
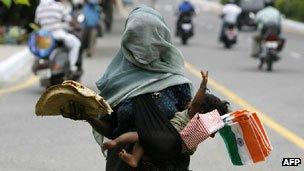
[{"xmin": 121, "ymin": 6, "xmax": 173, "ymax": 64}]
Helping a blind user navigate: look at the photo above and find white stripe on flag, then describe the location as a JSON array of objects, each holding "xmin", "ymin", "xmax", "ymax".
[{"xmin": 231, "ymin": 123, "xmax": 253, "ymax": 165}]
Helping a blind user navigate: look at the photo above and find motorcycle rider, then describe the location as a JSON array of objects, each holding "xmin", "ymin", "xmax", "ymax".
[
  {"xmin": 176, "ymin": 0, "xmax": 195, "ymax": 36},
  {"xmin": 251, "ymin": 0, "xmax": 282, "ymax": 58},
  {"xmin": 35, "ymin": 0, "xmax": 82, "ymax": 74},
  {"xmin": 219, "ymin": 0, "xmax": 241, "ymax": 42}
]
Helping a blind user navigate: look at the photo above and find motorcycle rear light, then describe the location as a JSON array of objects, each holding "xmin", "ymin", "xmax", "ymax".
[
  {"xmin": 266, "ymin": 35, "xmax": 278, "ymax": 41},
  {"xmin": 228, "ymin": 25, "xmax": 234, "ymax": 29},
  {"xmin": 52, "ymin": 64, "xmax": 61, "ymax": 71},
  {"xmin": 37, "ymin": 60, "xmax": 49, "ymax": 69}
]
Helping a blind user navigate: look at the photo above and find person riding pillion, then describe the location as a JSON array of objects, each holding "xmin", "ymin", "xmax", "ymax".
[
  {"xmin": 35, "ymin": 0, "xmax": 82, "ymax": 73},
  {"xmin": 252, "ymin": 0, "xmax": 282, "ymax": 57},
  {"xmin": 219, "ymin": 0, "xmax": 241, "ymax": 42}
]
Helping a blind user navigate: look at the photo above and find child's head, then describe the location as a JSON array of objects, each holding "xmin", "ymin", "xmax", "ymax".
[{"xmin": 200, "ymin": 93, "xmax": 230, "ymax": 115}]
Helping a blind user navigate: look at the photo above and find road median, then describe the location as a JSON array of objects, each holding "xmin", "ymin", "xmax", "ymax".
[{"xmin": 0, "ymin": 47, "xmax": 33, "ymax": 85}]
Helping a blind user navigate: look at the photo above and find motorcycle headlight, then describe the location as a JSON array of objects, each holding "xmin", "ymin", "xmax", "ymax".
[
  {"xmin": 77, "ymin": 14, "xmax": 85, "ymax": 23},
  {"xmin": 249, "ymin": 12, "xmax": 255, "ymax": 19}
]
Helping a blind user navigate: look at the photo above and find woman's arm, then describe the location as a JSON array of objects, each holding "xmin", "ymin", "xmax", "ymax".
[
  {"xmin": 86, "ymin": 117, "xmax": 114, "ymax": 138},
  {"xmin": 187, "ymin": 71, "xmax": 208, "ymax": 118}
]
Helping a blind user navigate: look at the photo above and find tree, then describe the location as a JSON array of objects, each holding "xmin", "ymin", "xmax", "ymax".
[{"xmin": 1, "ymin": 0, "xmax": 30, "ymax": 8}]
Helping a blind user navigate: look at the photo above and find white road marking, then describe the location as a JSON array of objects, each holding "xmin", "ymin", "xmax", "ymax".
[
  {"xmin": 290, "ymin": 52, "xmax": 302, "ymax": 59},
  {"xmin": 164, "ymin": 5, "xmax": 173, "ymax": 12},
  {"xmin": 198, "ymin": 22, "xmax": 214, "ymax": 30},
  {"xmin": 246, "ymin": 37, "xmax": 252, "ymax": 44},
  {"xmin": 206, "ymin": 24, "xmax": 214, "ymax": 30},
  {"xmin": 0, "ymin": 48, "xmax": 32, "ymax": 83}
]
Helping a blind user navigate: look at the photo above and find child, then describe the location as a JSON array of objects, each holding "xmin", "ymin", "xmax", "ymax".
[{"xmin": 102, "ymin": 71, "xmax": 230, "ymax": 168}]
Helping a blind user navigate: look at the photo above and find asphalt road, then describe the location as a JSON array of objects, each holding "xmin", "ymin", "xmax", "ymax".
[{"xmin": 0, "ymin": 0, "xmax": 303, "ymax": 170}]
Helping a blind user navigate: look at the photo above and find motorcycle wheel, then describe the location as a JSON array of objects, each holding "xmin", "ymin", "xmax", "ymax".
[
  {"xmin": 266, "ymin": 60, "xmax": 273, "ymax": 71},
  {"xmin": 51, "ymin": 75, "xmax": 64, "ymax": 86},
  {"xmin": 182, "ymin": 35, "xmax": 188, "ymax": 45},
  {"xmin": 224, "ymin": 41, "xmax": 231, "ymax": 49}
]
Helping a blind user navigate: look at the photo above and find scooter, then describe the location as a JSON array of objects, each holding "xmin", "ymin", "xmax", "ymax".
[
  {"xmin": 29, "ymin": 24, "xmax": 82, "ymax": 88},
  {"xmin": 222, "ymin": 23, "xmax": 238, "ymax": 49},
  {"xmin": 31, "ymin": 40, "xmax": 82, "ymax": 88},
  {"xmin": 258, "ymin": 33, "xmax": 284, "ymax": 71},
  {"xmin": 177, "ymin": 15, "xmax": 194, "ymax": 45}
]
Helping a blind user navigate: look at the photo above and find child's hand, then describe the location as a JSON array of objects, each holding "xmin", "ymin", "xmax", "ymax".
[
  {"xmin": 200, "ymin": 70, "xmax": 208, "ymax": 90},
  {"xmin": 210, "ymin": 132, "xmax": 217, "ymax": 138}
]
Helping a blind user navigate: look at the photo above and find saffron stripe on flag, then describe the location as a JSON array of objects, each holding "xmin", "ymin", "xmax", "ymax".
[{"xmin": 235, "ymin": 115, "xmax": 266, "ymax": 163}]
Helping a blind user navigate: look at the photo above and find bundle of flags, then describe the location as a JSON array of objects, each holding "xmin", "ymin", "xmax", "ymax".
[{"xmin": 220, "ymin": 110, "xmax": 272, "ymax": 165}]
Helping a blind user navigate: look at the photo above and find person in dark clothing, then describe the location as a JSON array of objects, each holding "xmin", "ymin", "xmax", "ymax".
[
  {"xmin": 100, "ymin": 0, "xmax": 114, "ymax": 32},
  {"xmin": 100, "ymin": 71, "xmax": 210, "ymax": 168}
]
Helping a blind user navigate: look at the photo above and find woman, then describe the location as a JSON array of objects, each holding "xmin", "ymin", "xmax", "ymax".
[{"xmin": 64, "ymin": 6, "xmax": 193, "ymax": 170}]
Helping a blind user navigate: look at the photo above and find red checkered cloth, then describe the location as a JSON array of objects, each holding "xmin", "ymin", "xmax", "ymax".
[{"xmin": 180, "ymin": 110, "xmax": 224, "ymax": 150}]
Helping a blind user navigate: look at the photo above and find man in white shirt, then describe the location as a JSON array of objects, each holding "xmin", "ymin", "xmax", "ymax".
[
  {"xmin": 35, "ymin": 0, "xmax": 81, "ymax": 73},
  {"xmin": 219, "ymin": 0, "xmax": 241, "ymax": 41}
]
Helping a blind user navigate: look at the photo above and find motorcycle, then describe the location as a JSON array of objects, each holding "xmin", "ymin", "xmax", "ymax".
[
  {"xmin": 222, "ymin": 23, "xmax": 238, "ymax": 49},
  {"xmin": 29, "ymin": 27, "xmax": 82, "ymax": 88},
  {"xmin": 258, "ymin": 33, "xmax": 283, "ymax": 71},
  {"xmin": 177, "ymin": 15, "xmax": 194, "ymax": 45}
]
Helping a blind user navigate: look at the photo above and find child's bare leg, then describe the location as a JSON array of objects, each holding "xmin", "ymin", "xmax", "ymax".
[
  {"xmin": 102, "ymin": 132, "xmax": 138, "ymax": 150},
  {"xmin": 119, "ymin": 142, "xmax": 144, "ymax": 168}
]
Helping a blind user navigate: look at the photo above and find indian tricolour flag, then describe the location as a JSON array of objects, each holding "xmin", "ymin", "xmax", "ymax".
[{"xmin": 219, "ymin": 110, "xmax": 272, "ymax": 166}]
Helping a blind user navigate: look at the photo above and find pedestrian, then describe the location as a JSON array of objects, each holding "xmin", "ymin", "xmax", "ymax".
[
  {"xmin": 62, "ymin": 5, "xmax": 195, "ymax": 170},
  {"xmin": 101, "ymin": 71, "xmax": 230, "ymax": 168},
  {"xmin": 100, "ymin": 0, "xmax": 115, "ymax": 32},
  {"xmin": 83, "ymin": 0, "xmax": 101, "ymax": 57}
]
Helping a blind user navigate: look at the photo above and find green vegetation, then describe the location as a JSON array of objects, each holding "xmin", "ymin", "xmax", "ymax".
[
  {"xmin": 0, "ymin": 0, "xmax": 39, "ymax": 27},
  {"xmin": 220, "ymin": 0, "xmax": 304, "ymax": 22},
  {"xmin": 1, "ymin": 0, "xmax": 30, "ymax": 7},
  {"xmin": 276, "ymin": 0, "xmax": 304, "ymax": 22},
  {"xmin": 220, "ymin": 0, "xmax": 240, "ymax": 4}
]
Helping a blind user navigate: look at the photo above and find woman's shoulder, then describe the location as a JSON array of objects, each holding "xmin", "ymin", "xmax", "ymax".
[
  {"xmin": 163, "ymin": 83, "xmax": 191, "ymax": 92},
  {"xmin": 170, "ymin": 83, "xmax": 191, "ymax": 96}
]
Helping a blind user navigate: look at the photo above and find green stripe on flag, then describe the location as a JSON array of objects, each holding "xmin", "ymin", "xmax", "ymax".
[{"xmin": 219, "ymin": 126, "xmax": 243, "ymax": 165}]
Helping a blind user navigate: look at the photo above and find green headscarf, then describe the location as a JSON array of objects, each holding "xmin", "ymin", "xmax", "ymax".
[{"xmin": 96, "ymin": 5, "xmax": 193, "ymax": 108}]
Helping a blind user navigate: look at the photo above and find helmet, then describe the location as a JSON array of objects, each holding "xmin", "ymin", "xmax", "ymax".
[{"xmin": 28, "ymin": 29, "xmax": 55, "ymax": 58}]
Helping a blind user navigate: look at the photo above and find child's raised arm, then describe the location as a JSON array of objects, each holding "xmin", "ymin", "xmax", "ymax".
[{"xmin": 188, "ymin": 70, "xmax": 208, "ymax": 118}]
